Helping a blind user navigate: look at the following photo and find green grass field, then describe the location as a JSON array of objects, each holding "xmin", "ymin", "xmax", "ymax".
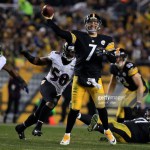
[{"xmin": 0, "ymin": 124, "xmax": 150, "ymax": 150}]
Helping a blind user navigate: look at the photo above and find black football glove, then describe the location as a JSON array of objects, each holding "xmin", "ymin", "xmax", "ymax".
[
  {"xmin": 16, "ymin": 76, "xmax": 29, "ymax": 94},
  {"xmin": 96, "ymin": 47, "xmax": 107, "ymax": 57},
  {"xmin": 20, "ymin": 82, "xmax": 29, "ymax": 94},
  {"xmin": 105, "ymin": 50, "xmax": 117, "ymax": 63}
]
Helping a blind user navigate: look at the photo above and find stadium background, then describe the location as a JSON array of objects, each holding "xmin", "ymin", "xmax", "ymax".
[{"xmin": 0, "ymin": 0, "xmax": 150, "ymax": 125}]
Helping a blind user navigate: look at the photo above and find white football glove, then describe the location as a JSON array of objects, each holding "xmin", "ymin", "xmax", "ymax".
[{"xmin": 87, "ymin": 78, "xmax": 101, "ymax": 89}]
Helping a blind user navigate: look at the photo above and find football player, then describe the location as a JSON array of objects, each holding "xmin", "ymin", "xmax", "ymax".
[
  {"xmin": 43, "ymin": 13, "xmax": 116, "ymax": 145},
  {"xmin": 80, "ymin": 110, "xmax": 150, "ymax": 143},
  {"xmin": 107, "ymin": 48, "xmax": 149, "ymax": 122},
  {"xmin": 15, "ymin": 42, "xmax": 76, "ymax": 139},
  {"xmin": 0, "ymin": 45, "xmax": 28, "ymax": 93}
]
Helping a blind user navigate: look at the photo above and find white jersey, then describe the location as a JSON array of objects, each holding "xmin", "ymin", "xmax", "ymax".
[
  {"xmin": 0, "ymin": 55, "xmax": 6, "ymax": 70},
  {"xmin": 45, "ymin": 51, "xmax": 76, "ymax": 95}
]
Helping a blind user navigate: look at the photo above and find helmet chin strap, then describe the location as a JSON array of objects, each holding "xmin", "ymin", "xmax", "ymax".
[{"xmin": 85, "ymin": 24, "xmax": 99, "ymax": 34}]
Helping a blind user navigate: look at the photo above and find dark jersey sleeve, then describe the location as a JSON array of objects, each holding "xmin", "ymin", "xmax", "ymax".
[
  {"xmin": 47, "ymin": 19, "xmax": 72, "ymax": 43},
  {"xmin": 101, "ymin": 36, "xmax": 116, "ymax": 63},
  {"xmin": 106, "ymin": 50, "xmax": 117, "ymax": 63},
  {"xmin": 105, "ymin": 36, "xmax": 115, "ymax": 51}
]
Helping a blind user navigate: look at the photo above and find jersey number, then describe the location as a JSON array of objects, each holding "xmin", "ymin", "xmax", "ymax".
[
  {"xmin": 86, "ymin": 44, "xmax": 97, "ymax": 61},
  {"xmin": 50, "ymin": 67, "xmax": 69, "ymax": 86},
  {"xmin": 116, "ymin": 76, "xmax": 129, "ymax": 86}
]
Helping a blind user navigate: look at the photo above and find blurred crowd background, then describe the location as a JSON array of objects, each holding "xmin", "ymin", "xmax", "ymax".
[
  {"xmin": 0, "ymin": 0, "xmax": 150, "ymax": 124},
  {"xmin": 0, "ymin": 0, "xmax": 150, "ymax": 64}
]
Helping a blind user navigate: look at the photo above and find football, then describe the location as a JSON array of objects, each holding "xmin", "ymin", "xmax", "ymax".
[{"xmin": 42, "ymin": 5, "xmax": 54, "ymax": 18}]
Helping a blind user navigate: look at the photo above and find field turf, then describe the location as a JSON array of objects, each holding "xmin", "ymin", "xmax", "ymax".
[{"xmin": 0, "ymin": 124, "xmax": 150, "ymax": 150}]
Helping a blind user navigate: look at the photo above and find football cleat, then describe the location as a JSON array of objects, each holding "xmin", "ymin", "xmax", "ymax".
[
  {"xmin": 32, "ymin": 129, "xmax": 42, "ymax": 136},
  {"xmin": 88, "ymin": 114, "xmax": 99, "ymax": 132},
  {"xmin": 60, "ymin": 134, "xmax": 70, "ymax": 145},
  {"xmin": 15, "ymin": 125, "xmax": 26, "ymax": 140},
  {"xmin": 104, "ymin": 129, "xmax": 116, "ymax": 145}
]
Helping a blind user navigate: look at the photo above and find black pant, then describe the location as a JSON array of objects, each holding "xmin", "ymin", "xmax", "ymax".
[
  {"xmin": 87, "ymin": 96, "xmax": 97, "ymax": 116},
  {"xmin": 4, "ymin": 96, "xmax": 20, "ymax": 123},
  {"xmin": 59, "ymin": 83, "xmax": 72, "ymax": 122}
]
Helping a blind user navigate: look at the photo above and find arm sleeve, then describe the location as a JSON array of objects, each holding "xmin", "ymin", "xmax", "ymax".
[
  {"xmin": 106, "ymin": 50, "xmax": 117, "ymax": 63},
  {"xmin": 104, "ymin": 36, "xmax": 116, "ymax": 63},
  {"xmin": 105, "ymin": 37, "xmax": 115, "ymax": 51},
  {"xmin": 47, "ymin": 20, "xmax": 73, "ymax": 43}
]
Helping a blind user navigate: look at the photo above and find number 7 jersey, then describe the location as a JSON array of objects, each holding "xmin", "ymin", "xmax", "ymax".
[
  {"xmin": 71, "ymin": 30, "xmax": 114, "ymax": 78},
  {"xmin": 45, "ymin": 51, "xmax": 76, "ymax": 95}
]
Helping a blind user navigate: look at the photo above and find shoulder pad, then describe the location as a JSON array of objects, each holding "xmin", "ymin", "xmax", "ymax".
[
  {"xmin": 125, "ymin": 62, "xmax": 138, "ymax": 76},
  {"xmin": 125, "ymin": 62, "xmax": 135, "ymax": 69}
]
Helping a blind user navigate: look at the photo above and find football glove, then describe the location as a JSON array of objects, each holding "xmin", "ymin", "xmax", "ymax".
[
  {"xmin": 16, "ymin": 77, "xmax": 29, "ymax": 94},
  {"xmin": 96, "ymin": 47, "xmax": 107, "ymax": 56},
  {"xmin": 87, "ymin": 78, "xmax": 101, "ymax": 89},
  {"xmin": 105, "ymin": 50, "xmax": 117, "ymax": 63}
]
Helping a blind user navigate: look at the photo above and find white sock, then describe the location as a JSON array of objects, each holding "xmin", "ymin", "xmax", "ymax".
[
  {"xmin": 65, "ymin": 133, "xmax": 70, "ymax": 136},
  {"xmin": 104, "ymin": 128, "xmax": 110, "ymax": 133},
  {"xmin": 77, "ymin": 113, "xmax": 81, "ymax": 119}
]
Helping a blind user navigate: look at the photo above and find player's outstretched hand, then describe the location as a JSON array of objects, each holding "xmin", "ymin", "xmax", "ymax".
[
  {"xmin": 21, "ymin": 82, "xmax": 29, "ymax": 94},
  {"xmin": 17, "ymin": 77, "xmax": 29, "ymax": 94}
]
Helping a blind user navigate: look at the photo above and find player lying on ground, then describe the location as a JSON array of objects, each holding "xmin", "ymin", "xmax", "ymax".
[
  {"xmin": 77, "ymin": 110, "xmax": 150, "ymax": 143},
  {"xmin": 43, "ymin": 9, "xmax": 117, "ymax": 145},
  {"xmin": 0, "ymin": 45, "xmax": 28, "ymax": 93},
  {"xmin": 107, "ymin": 48, "xmax": 149, "ymax": 122},
  {"xmin": 15, "ymin": 42, "xmax": 76, "ymax": 139}
]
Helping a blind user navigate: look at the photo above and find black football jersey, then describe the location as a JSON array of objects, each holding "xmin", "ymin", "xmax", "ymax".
[
  {"xmin": 110, "ymin": 61, "xmax": 147, "ymax": 91},
  {"xmin": 47, "ymin": 20, "xmax": 114, "ymax": 79},
  {"xmin": 72, "ymin": 30, "xmax": 114, "ymax": 78},
  {"xmin": 124, "ymin": 118, "xmax": 150, "ymax": 143}
]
